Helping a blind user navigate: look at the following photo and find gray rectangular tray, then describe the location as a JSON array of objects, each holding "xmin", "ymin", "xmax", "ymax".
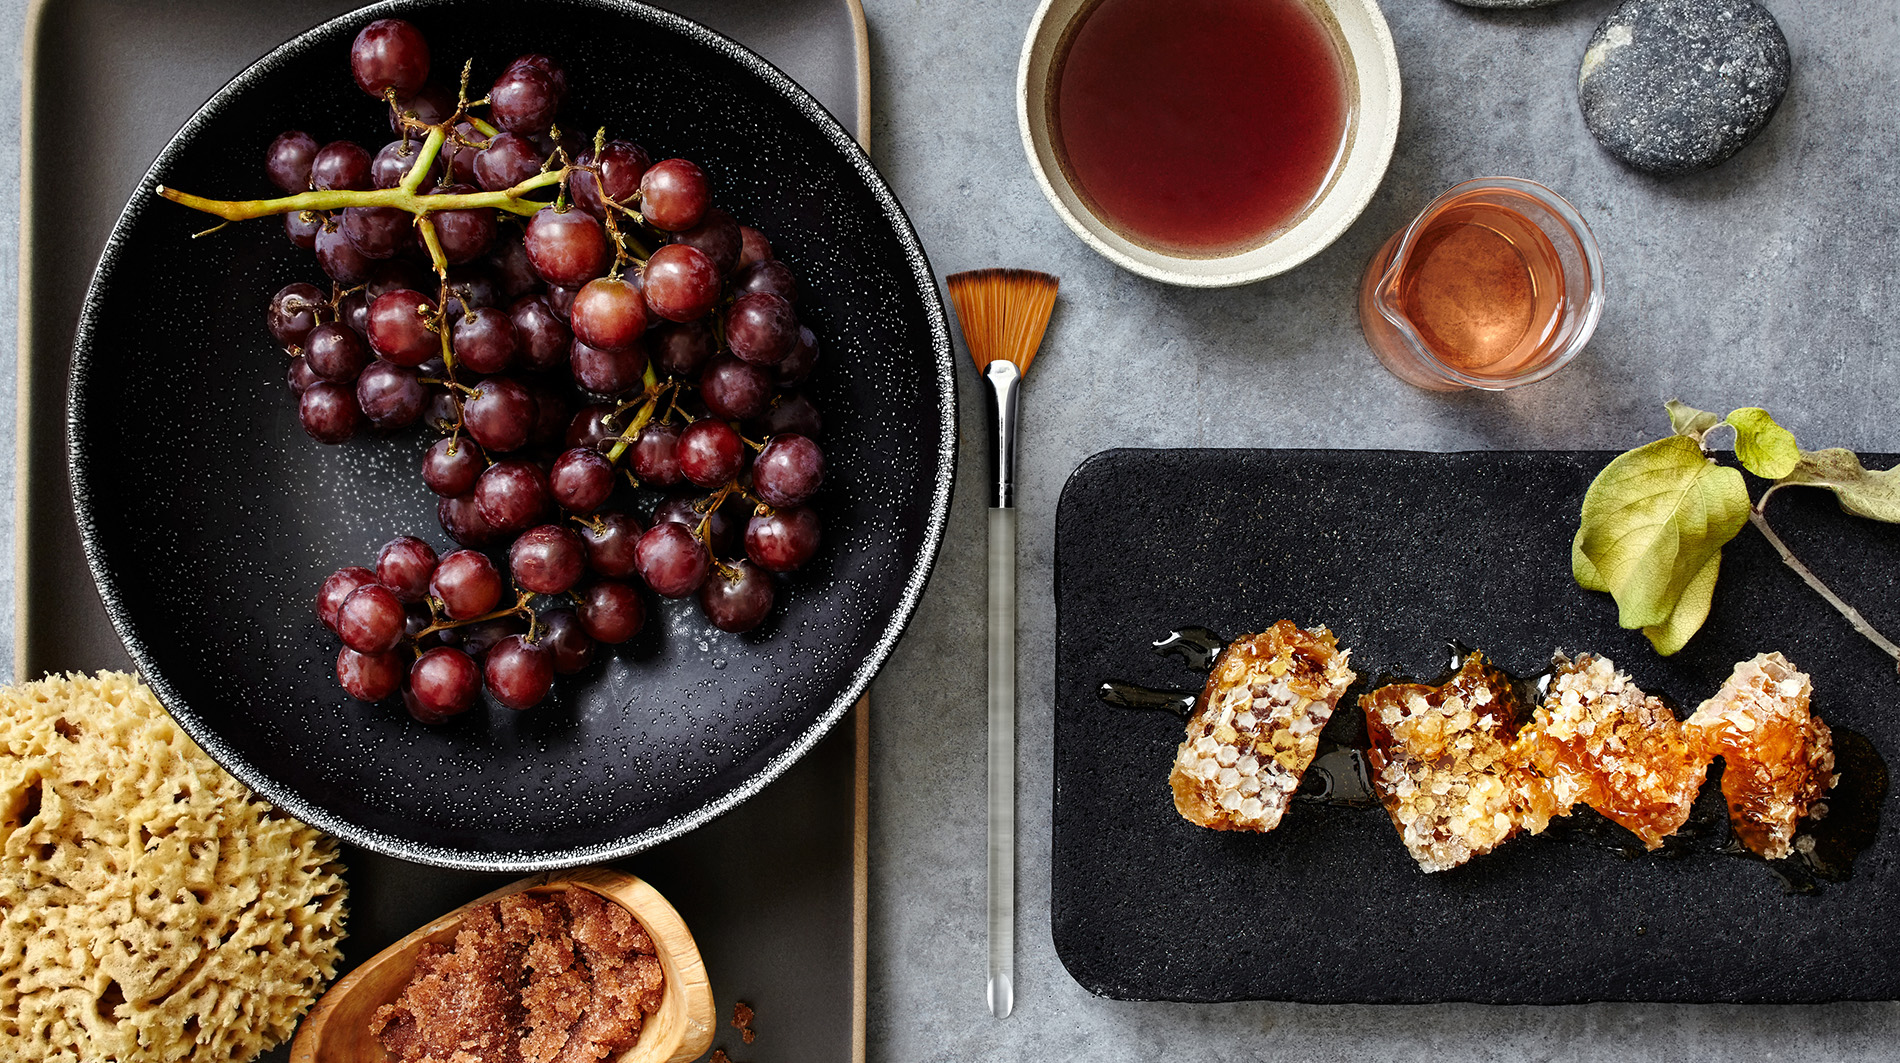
[{"xmin": 16, "ymin": 2, "xmax": 871, "ymax": 1059}]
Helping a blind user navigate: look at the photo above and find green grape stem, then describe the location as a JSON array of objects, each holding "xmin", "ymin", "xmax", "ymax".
[{"xmin": 157, "ymin": 167, "xmax": 565, "ymax": 221}]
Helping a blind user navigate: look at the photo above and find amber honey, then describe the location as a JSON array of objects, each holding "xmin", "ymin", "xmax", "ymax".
[{"xmin": 1359, "ymin": 178, "xmax": 1603, "ymax": 391}]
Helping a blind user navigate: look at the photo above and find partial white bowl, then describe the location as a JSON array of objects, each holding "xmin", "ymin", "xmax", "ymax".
[{"xmin": 1018, "ymin": 0, "xmax": 1403, "ymax": 288}]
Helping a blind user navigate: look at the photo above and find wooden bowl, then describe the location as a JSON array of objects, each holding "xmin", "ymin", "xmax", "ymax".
[{"xmin": 288, "ymin": 868, "xmax": 714, "ymax": 1063}]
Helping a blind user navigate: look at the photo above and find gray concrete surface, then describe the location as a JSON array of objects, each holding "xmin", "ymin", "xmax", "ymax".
[{"xmin": 4, "ymin": 0, "xmax": 1898, "ymax": 1058}]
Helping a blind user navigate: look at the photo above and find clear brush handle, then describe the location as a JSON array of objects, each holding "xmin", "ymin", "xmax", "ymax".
[{"xmin": 986, "ymin": 504, "xmax": 1016, "ymax": 1019}]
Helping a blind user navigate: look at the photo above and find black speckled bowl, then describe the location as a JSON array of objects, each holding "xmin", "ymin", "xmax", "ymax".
[{"xmin": 68, "ymin": 0, "xmax": 953, "ymax": 870}]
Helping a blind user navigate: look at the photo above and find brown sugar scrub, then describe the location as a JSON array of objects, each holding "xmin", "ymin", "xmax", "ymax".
[{"xmin": 370, "ymin": 889, "xmax": 665, "ymax": 1063}]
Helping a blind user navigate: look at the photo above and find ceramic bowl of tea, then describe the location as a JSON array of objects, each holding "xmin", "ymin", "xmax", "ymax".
[{"xmin": 1018, "ymin": 0, "xmax": 1401, "ymax": 287}]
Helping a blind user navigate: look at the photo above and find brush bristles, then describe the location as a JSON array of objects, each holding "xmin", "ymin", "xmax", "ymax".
[{"xmin": 946, "ymin": 268, "xmax": 1059, "ymax": 373}]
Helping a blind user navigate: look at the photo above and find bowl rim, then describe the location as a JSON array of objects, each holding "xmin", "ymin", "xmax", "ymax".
[
  {"xmin": 1015, "ymin": 0, "xmax": 1403, "ymax": 288},
  {"xmin": 66, "ymin": 0, "xmax": 956, "ymax": 872}
]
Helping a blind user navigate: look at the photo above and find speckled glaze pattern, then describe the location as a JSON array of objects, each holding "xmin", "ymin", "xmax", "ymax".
[
  {"xmin": 1054, "ymin": 448, "xmax": 1900, "ymax": 1003},
  {"xmin": 67, "ymin": 0, "xmax": 954, "ymax": 871}
]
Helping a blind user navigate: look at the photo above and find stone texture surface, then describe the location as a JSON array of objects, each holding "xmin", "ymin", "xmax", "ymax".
[
  {"xmin": 1581, "ymin": 0, "xmax": 1791, "ymax": 175},
  {"xmin": 3, "ymin": 0, "xmax": 1900, "ymax": 1059},
  {"xmin": 1454, "ymin": 0, "xmax": 1573, "ymax": 9}
]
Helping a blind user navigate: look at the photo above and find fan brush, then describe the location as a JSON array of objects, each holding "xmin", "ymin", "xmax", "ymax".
[{"xmin": 945, "ymin": 267, "xmax": 1058, "ymax": 1019}]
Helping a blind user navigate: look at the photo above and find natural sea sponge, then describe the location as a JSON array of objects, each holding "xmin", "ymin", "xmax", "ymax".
[{"xmin": 0, "ymin": 672, "xmax": 347, "ymax": 1062}]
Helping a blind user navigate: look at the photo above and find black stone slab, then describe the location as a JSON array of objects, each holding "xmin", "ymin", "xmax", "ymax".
[{"xmin": 1052, "ymin": 448, "xmax": 1900, "ymax": 1004}]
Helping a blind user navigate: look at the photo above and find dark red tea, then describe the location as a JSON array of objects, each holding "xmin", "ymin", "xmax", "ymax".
[{"xmin": 1051, "ymin": 0, "xmax": 1353, "ymax": 256}]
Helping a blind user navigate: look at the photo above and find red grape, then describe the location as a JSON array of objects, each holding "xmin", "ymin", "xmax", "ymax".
[
  {"xmin": 724, "ymin": 291, "xmax": 797, "ymax": 366},
  {"xmin": 650, "ymin": 319, "xmax": 715, "ymax": 378},
  {"xmin": 451, "ymin": 306, "xmax": 517, "ymax": 374},
  {"xmin": 375, "ymin": 535, "xmax": 438, "ymax": 602},
  {"xmin": 699, "ymin": 355, "xmax": 773, "ymax": 421},
  {"xmin": 752, "ymin": 433, "xmax": 824, "ymax": 507},
  {"xmin": 641, "ymin": 243, "xmax": 720, "ymax": 322},
  {"xmin": 550, "ymin": 447, "xmax": 615, "ymax": 512},
  {"xmin": 344, "ymin": 201, "xmax": 417, "ymax": 257},
  {"xmin": 431, "ymin": 549, "xmax": 504, "ymax": 619},
  {"xmin": 366, "ymin": 289, "xmax": 439, "ymax": 366},
  {"xmin": 338, "ymin": 583, "xmax": 406, "ymax": 654},
  {"xmin": 317, "ymin": 566, "xmax": 377, "ymax": 631},
  {"xmin": 777, "ymin": 326, "xmax": 821, "ymax": 387},
  {"xmin": 511, "ymin": 294, "xmax": 573, "ymax": 371},
  {"xmin": 540, "ymin": 609, "xmax": 597, "ymax": 674},
  {"xmin": 629, "ymin": 421, "xmax": 684, "ymax": 487},
  {"xmin": 654, "ymin": 496, "xmax": 738, "ymax": 557},
  {"xmin": 670, "ymin": 207, "xmax": 741, "ymax": 276},
  {"xmin": 356, "ymin": 360, "xmax": 426, "ymax": 429},
  {"xmin": 634, "ymin": 522, "xmax": 710, "ymax": 598},
  {"xmin": 570, "ymin": 276, "xmax": 648, "ymax": 350},
  {"xmin": 732, "ymin": 259, "xmax": 797, "ymax": 302},
  {"xmin": 429, "ymin": 183, "xmax": 498, "ymax": 263},
  {"xmin": 287, "ymin": 356, "xmax": 319, "ymax": 395},
  {"xmin": 299, "ymin": 382, "xmax": 361, "ymax": 444},
  {"xmin": 677, "ymin": 419, "xmax": 746, "ymax": 488},
  {"xmin": 524, "ymin": 206, "xmax": 611, "ymax": 288},
  {"xmin": 737, "ymin": 225, "xmax": 773, "ymax": 270},
  {"xmin": 268, "ymin": 282, "xmax": 326, "ymax": 349},
  {"xmin": 746, "ymin": 506, "xmax": 821, "ymax": 572},
  {"xmin": 474, "ymin": 132, "xmax": 544, "ymax": 192},
  {"xmin": 462, "ymin": 376, "xmax": 534, "ymax": 452},
  {"xmin": 338, "ymin": 646, "xmax": 404, "ymax": 702},
  {"xmin": 699, "ymin": 560, "xmax": 775, "ymax": 632},
  {"xmin": 409, "ymin": 647, "xmax": 482, "ymax": 719},
  {"xmin": 639, "ymin": 158, "xmax": 710, "ymax": 231},
  {"xmin": 316, "ymin": 224, "xmax": 374, "ymax": 284},
  {"xmin": 581, "ymin": 512, "xmax": 644, "ymax": 578},
  {"xmin": 422, "ymin": 436, "xmax": 484, "ymax": 497},
  {"xmin": 489, "ymin": 64, "xmax": 559, "ymax": 135},
  {"xmin": 474, "ymin": 459, "xmax": 552, "ymax": 533},
  {"xmin": 509, "ymin": 524, "xmax": 587, "ymax": 594},
  {"xmin": 438, "ymin": 492, "xmax": 508, "ymax": 547},
  {"xmin": 285, "ymin": 210, "xmax": 323, "ymax": 250},
  {"xmin": 572, "ymin": 139, "xmax": 651, "ymax": 216},
  {"xmin": 304, "ymin": 322, "xmax": 369, "ymax": 382},
  {"xmin": 757, "ymin": 392, "xmax": 822, "ymax": 439},
  {"xmin": 350, "ymin": 18, "xmax": 430, "ymax": 99},
  {"xmin": 577, "ymin": 580, "xmax": 646, "ymax": 643},
  {"xmin": 311, "ymin": 140, "xmax": 373, "ymax": 191},
  {"xmin": 566, "ymin": 403, "xmax": 618, "ymax": 452},
  {"xmin": 569, "ymin": 338, "xmax": 647, "ymax": 395},
  {"xmin": 266, "ymin": 130, "xmax": 319, "ymax": 193},
  {"xmin": 485, "ymin": 635, "xmax": 555, "ymax": 709}
]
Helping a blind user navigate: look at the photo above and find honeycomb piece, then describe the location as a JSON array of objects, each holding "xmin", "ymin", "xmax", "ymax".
[
  {"xmin": 1169, "ymin": 621, "xmax": 1357, "ymax": 833},
  {"xmin": 1518, "ymin": 653, "xmax": 1709, "ymax": 849},
  {"xmin": 1687, "ymin": 652, "xmax": 1836, "ymax": 860},
  {"xmin": 1362, "ymin": 652, "xmax": 1553, "ymax": 873}
]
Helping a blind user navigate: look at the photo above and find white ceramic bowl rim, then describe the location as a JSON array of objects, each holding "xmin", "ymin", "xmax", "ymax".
[{"xmin": 1017, "ymin": 0, "xmax": 1403, "ymax": 288}]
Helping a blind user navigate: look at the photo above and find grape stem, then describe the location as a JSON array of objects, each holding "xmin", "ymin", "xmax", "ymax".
[
  {"xmin": 602, "ymin": 365, "xmax": 668, "ymax": 464},
  {"xmin": 1751, "ymin": 486, "xmax": 1900, "ymax": 673},
  {"xmin": 413, "ymin": 592, "xmax": 535, "ymax": 644},
  {"xmin": 157, "ymin": 169, "xmax": 565, "ymax": 221}
]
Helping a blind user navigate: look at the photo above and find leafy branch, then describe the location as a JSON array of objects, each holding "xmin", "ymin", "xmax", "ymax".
[{"xmin": 1573, "ymin": 401, "xmax": 1900, "ymax": 670}]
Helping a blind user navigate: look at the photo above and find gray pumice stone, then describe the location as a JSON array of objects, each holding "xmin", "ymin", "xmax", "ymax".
[
  {"xmin": 1579, "ymin": 0, "xmax": 1790, "ymax": 176},
  {"xmin": 1448, "ymin": 0, "xmax": 1571, "ymax": 8}
]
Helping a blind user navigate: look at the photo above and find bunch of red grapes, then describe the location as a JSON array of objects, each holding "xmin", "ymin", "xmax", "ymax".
[{"xmin": 247, "ymin": 19, "xmax": 827, "ymax": 719}]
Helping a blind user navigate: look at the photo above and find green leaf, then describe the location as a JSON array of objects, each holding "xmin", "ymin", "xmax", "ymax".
[
  {"xmin": 1572, "ymin": 532, "xmax": 1607, "ymax": 592},
  {"xmin": 1726, "ymin": 408, "xmax": 1801, "ymax": 479},
  {"xmin": 1666, "ymin": 400, "xmax": 1721, "ymax": 440},
  {"xmin": 1777, "ymin": 448, "xmax": 1900, "ymax": 523},
  {"xmin": 1574, "ymin": 435, "xmax": 1751, "ymax": 631},
  {"xmin": 1640, "ymin": 550, "xmax": 1720, "ymax": 655}
]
